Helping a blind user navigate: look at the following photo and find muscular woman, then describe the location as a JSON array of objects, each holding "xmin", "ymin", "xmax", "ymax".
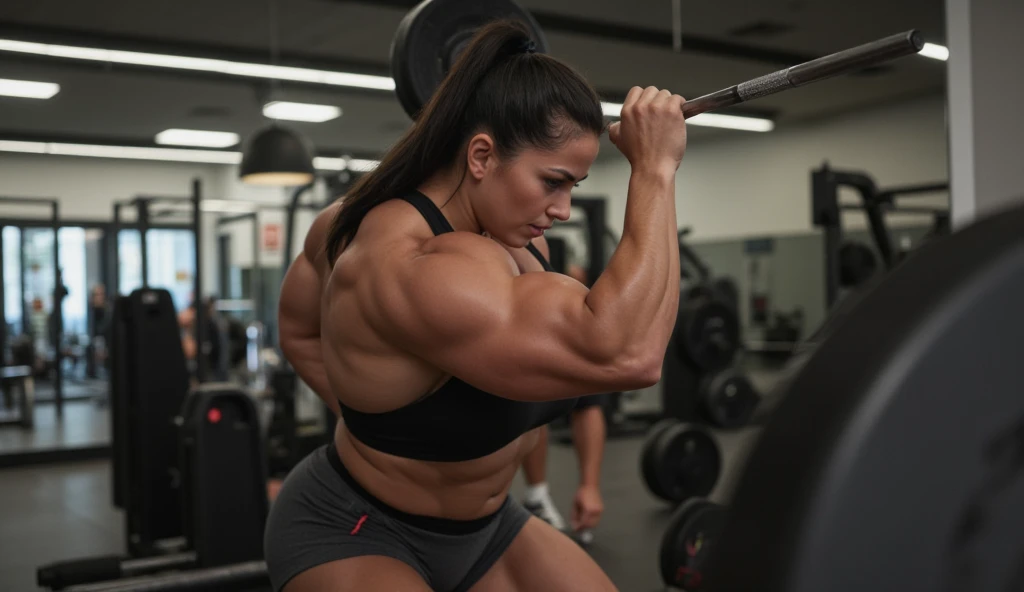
[{"xmin": 269, "ymin": 19, "xmax": 687, "ymax": 592}]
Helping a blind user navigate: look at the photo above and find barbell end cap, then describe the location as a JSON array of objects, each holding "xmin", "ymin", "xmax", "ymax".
[{"xmin": 908, "ymin": 30, "xmax": 925, "ymax": 53}]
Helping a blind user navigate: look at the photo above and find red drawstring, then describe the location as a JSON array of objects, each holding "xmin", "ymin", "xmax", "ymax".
[{"xmin": 350, "ymin": 514, "xmax": 368, "ymax": 535}]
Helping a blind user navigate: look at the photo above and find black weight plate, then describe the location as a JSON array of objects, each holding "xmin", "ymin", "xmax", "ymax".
[
  {"xmin": 676, "ymin": 297, "xmax": 741, "ymax": 370},
  {"xmin": 660, "ymin": 499, "xmax": 726, "ymax": 590},
  {"xmin": 712, "ymin": 277, "xmax": 740, "ymax": 311},
  {"xmin": 641, "ymin": 419, "xmax": 681, "ymax": 501},
  {"xmin": 703, "ymin": 204, "xmax": 1024, "ymax": 592},
  {"xmin": 389, "ymin": 0, "xmax": 548, "ymax": 119},
  {"xmin": 838, "ymin": 240, "xmax": 878, "ymax": 287},
  {"xmin": 701, "ymin": 369, "xmax": 760, "ymax": 429},
  {"xmin": 682, "ymin": 283, "xmax": 715, "ymax": 302},
  {"xmin": 651, "ymin": 423, "xmax": 721, "ymax": 503}
]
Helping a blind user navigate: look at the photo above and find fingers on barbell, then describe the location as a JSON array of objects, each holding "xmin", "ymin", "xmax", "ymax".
[
  {"xmin": 655, "ymin": 92, "xmax": 687, "ymax": 122},
  {"xmin": 623, "ymin": 86, "xmax": 645, "ymax": 109},
  {"xmin": 623, "ymin": 86, "xmax": 674, "ymax": 118},
  {"xmin": 608, "ymin": 121, "xmax": 621, "ymax": 143},
  {"xmin": 638, "ymin": 86, "xmax": 663, "ymax": 106},
  {"xmin": 651, "ymin": 88, "xmax": 675, "ymax": 109}
]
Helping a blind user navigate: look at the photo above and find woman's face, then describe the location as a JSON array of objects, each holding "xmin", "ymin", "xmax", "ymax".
[{"xmin": 469, "ymin": 132, "xmax": 600, "ymax": 248}]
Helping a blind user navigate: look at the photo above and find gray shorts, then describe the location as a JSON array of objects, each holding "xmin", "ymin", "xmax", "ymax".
[{"xmin": 264, "ymin": 445, "xmax": 532, "ymax": 592}]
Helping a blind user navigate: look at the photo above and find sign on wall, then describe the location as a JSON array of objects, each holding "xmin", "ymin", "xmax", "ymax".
[{"xmin": 262, "ymin": 223, "xmax": 282, "ymax": 253}]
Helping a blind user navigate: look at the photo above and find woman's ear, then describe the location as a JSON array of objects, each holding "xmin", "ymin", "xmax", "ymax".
[{"xmin": 466, "ymin": 133, "xmax": 496, "ymax": 181}]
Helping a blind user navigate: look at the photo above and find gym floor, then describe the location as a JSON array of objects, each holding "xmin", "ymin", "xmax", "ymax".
[
  {"xmin": 0, "ymin": 428, "xmax": 761, "ymax": 591},
  {"xmin": 0, "ymin": 402, "xmax": 109, "ymax": 455}
]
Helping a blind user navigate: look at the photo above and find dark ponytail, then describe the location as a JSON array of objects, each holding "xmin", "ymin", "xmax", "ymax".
[{"xmin": 324, "ymin": 19, "xmax": 605, "ymax": 261}]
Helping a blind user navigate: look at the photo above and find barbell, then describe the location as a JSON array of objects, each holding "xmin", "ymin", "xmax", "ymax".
[{"xmin": 389, "ymin": 0, "xmax": 925, "ymax": 121}]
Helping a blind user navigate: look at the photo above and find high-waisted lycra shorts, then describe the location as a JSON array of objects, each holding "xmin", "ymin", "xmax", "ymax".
[{"xmin": 264, "ymin": 445, "xmax": 532, "ymax": 592}]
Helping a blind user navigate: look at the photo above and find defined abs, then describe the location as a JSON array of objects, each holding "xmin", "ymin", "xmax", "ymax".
[{"xmin": 335, "ymin": 425, "xmax": 538, "ymax": 520}]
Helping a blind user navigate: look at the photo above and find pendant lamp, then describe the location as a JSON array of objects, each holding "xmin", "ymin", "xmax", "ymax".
[{"xmin": 239, "ymin": 124, "xmax": 315, "ymax": 186}]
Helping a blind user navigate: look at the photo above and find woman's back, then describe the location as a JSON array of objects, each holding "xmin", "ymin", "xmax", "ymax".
[{"xmin": 323, "ymin": 198, "xmax": 451, "ymax": 415}]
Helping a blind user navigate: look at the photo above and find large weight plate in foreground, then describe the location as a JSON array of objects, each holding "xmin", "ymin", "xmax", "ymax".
[
  {"xmin": 390, "ymin": 0, "xmax": 548, "ymax": 119},
  {"xmin": 703, "ymin": 204, "xmax": 1024, "ymax": 592}
]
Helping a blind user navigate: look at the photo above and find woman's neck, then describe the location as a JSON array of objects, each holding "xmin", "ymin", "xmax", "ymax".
[{"xmin": 417, "ymin": 167, "xmax": 482, "ymax": 235}]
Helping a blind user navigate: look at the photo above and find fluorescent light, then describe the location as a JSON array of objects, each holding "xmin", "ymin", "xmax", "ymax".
[
  {"xmin": 200, "ymin": 199, "xmax": 258, "ymax": 213},
  {"xmin": 0, "ymin": 38, "xmax": 396, "ymax": 91},
  {"xmin": 0, "ymin": 140, "xmax": 46, "ymax": 153},
  {"xmin": 601, "ymin": 102, "xmax": 773, "ymax": 132},
  {"xmin": 0, "ymin": 140, "xmax": 241, "ymax": 164},
  {"xmin": 50, "ymin": 143, "xmax": 242, "ymax": 164},
  {"xmin": 688, "ymin": 113, "xmax": 774, "ymax": 132},
  {"xmin": 313, "ymin": 156, "xmax": 378, "ymax": 172},
  {"xmin": 600, "ymin": 101, "xmax": 622, "ymax": 118},
  {"xmin": 264, "ymin": 101, "xmax": 342, "ymax": 123},
  {"xmin": 919, "ymin": 43, "xmax": 949, "ymax": 61},
  {"xmin": 346, "ymin": 158, "xmax": 379, "ymax": 172},
  {"xmin": 0, "ymin": 78, "xmax": 60, "ymax": 99},
  {"xmin": 312, "ymin": 157, "xmax": 345, "ymax": 170},
  {"xmin": 0, "ymin": 139, "xmax": 376, "ymax": 171},
  {"xmin": 156, "ymin": 129, "xmax": 240, "ymax": 148}
]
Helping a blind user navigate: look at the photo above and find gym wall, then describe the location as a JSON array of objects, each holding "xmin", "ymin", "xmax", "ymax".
[
  {"xmin": 585, "ymin": 93, "xmax": 948, "ymax": 242},
  {"xmin": 687, "ymin": 224, "xmax": 932, "ymax": 342},
  {"xmin": 0, "ymin": 153, "xmax": 224, "ymax": 219},
  {"xmin": 0, "ymin": 153, "xmax": 326, "ymax": 305}
]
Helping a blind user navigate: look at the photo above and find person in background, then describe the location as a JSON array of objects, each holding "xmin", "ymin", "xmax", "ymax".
[
  {"xmin": 178, "ymin": 297, "xmax": 226, "ymax": 381},
  {"xmin": 86, "ymin": 284, "xmax": 110, "ymax": 379}
]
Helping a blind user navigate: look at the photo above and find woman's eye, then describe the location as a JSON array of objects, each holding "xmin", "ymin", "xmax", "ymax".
[{"xmin": 545, "ymin": 179, "xmax": 581, "ymax": 189}]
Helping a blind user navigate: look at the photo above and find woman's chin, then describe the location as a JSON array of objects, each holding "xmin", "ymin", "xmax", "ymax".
[
  {"xmin": 484, "ymin": 230, "xmax": 528, "ymax": 248},
  {"xmin": 514, "ymin": 233, "xmax": 534, "ymax": 248}
]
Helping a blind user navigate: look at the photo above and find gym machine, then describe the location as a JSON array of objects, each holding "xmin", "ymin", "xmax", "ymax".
[
  {"xmin": 640, "ymin": 229, "xmax": 756, "ymax": 506},
  {"xmin": 811, "ymin": 163, "xmax": 950, "ymax": 308},
  {"xmin": 661, "ymin": 229, "xmax": 758, "ymax": 430},
  {"xmin": 646, "ymin": 199, "xmax": 1024, "ymax": 591},
  {"xmin": 36, "ymin": 288, "xmax": 269, "ymax": 591},
  {"xmin": 38, "ymin": 170, "xmax": 361, "ymax": 592},
  {"xmin": 216, "ymin": 197, "xmax": 325, "ymax": 347},
  {"xmin": 111, "ymin": 180, "xmax": 207, "ymax": 381},
  {"xmin": 644, "ymin": 172, "xmax": 951, "ymax": 528},
  {"xmin": 0, "ymin": 196, "xmax": 64, "ymax": 417}
]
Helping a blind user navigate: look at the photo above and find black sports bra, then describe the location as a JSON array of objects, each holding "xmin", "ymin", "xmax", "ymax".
[{"xmin": 336, "ymin": 191, "xmax": 579, "ymax": 462}]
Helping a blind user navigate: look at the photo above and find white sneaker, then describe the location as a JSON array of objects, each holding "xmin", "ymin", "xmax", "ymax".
[{"xmin": 523, "ymin": 495, "xmax": 567, "ymax": 531}]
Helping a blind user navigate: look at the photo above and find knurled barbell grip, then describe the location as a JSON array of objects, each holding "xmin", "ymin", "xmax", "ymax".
[{"xmin": 681, "ymin": 30, "xmax": 924, "ymax": 119}]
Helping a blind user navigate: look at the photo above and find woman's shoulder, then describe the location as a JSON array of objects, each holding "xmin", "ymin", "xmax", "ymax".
[{"xmin": 349, "ymin": 200, "xmax": 511, "ymax": 282}]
